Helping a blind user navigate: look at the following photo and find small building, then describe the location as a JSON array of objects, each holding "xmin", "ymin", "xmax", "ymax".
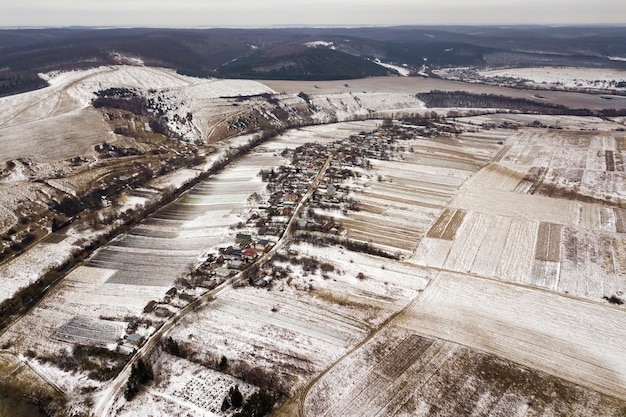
[
  {"xmin": 143, "ymin": 300, "xmax": 158, "ymax": 314},
  {"xmin": 165, "ymin": 287, "xmax": 177, "ymax": 298},
  {"xmin": 242, "ymin": 249, "xmax": 257, "ymax": 259},
  {"xmin": 179, "ymin": 292, "xmax": 194, "ymax": 302},
  {"xmin": 284, "ymin": 193, "xmax": 300, "ymax": 204},
  {"xmin": 201, "ymin": 279, "xmax": 217, "ymax": 289},
  {"xmin": 236, "ymin": 233, "xmax": 252, "ymax": 243},
  {"xmin": 126, "ymin": 333, "xmax": 143, "ymax": 346},
  {"xmin": 255, "ymin": 239, "xmax": 271, "ymax": 250},
  {"xmin": 154, "ymin": 307, "xmax": 170, "ymax": 318}
]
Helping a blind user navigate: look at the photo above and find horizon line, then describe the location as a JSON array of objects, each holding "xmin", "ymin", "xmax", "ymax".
[{"xmin": 2, "ymin": 23, "xmax": 626, "ymax": 30}]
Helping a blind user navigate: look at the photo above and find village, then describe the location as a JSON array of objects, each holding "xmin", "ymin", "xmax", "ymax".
[{"xmin": 126, "ymin": 121, "xmax": 429, "ymax": 349}]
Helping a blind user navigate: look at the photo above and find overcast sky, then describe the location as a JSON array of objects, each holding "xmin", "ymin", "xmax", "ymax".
[{"xmin": 2, "ymin": 0, "xmax": 625, "ymax": 28}]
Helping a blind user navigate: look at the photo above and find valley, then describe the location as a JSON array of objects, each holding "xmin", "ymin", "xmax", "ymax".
[{"xmin": 0, "ymin": 49, "xmax": 625, "ymax": 417}]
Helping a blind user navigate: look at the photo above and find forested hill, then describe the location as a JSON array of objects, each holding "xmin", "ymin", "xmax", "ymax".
[{"xmin": 1, "ymin": 25, "xmax": 626, "ymax": 97}]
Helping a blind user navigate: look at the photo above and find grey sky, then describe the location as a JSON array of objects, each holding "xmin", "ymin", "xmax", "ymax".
[{"xmin": 2, "ymin": 0, "xmax": 625, "ymax": 27}]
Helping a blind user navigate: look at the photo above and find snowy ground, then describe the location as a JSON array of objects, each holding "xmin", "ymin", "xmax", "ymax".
[
  {"xmin": 111, "ymin": 354, "xmax": 257, "ymax": 417},
  {"xmin": 478, "ymin": 67, "xmax": 626, "ymax": 91},
  {"xmin": 0, "ymin": 66, "xmax": 274, "ymax": 164},
  {"xmin": 0, "ymin": 121, "xmax": 391, "ymax": 411},
  {"xmin": 435, "ymin": 66, "xmax": 626, "ymax": 93},
  {"xmin": 2, "ymin": 66, "xmax": 626, "ymax": 416},
  {"xmin": 412, "ymin": 120, "xmax": 626, "ymax": 306},
  {"xmin": 394, "ymin": 271, "xmax": 626, "ymax": 400}
]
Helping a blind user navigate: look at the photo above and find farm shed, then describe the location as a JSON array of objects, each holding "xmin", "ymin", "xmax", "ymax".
[
  {"xmin": 201, "ymin": 279, "xmax": 217, "ymax": 289},
  {"xmin": 126, "ymin": 333, "xmax": 143, "ymax": 346},
  {"xmin": 143, "ymin": 300, "xmax": 158, "ymax": 313},
  {"xmin": 154, "ymin": 307, "xmax": 171, "ymax": 318},
  {"xmin": 179, "ymin": 292, "xmax": 194, "ymax": 302}
]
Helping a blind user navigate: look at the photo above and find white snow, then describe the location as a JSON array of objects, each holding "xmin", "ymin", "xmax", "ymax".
[
  {"xmin": 478, "ymin": 67, "xmax": 626, "ymax": 91},
  {"xmin": 305, "ymin": 41, "xmax": 336, "ymax": 50},
  {"xmin": 373, "ymin": 59, "xmax": 410, "ymax": 76}
]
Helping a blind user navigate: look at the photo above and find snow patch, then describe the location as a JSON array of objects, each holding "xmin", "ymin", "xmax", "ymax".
[
  {"xmin": 372, "ymin": 59, "xmax": 410, "ymax": 76},
  {"xmin": 305, "ymin": 41, "xmax": 336, "ymax": 50}
]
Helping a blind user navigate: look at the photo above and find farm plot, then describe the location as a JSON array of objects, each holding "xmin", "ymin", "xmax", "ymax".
[
  {"xmin": 425, "ymin": 208, "xmax": 466, "ymax": 240},
  {"xmin": 559, "ymin": 226, "xmax": 626, "ymax": 301},
  {"xmin": 460, "ymin": 162, "xmax": 529, "ymax": 192},
  {"xmin": 83, "ymin": 148, "xmax": 289, "ymax": 288},
  {"xmin": 291, "ymin": 242, "xmax": 432, "ymax": 303},
  {"xmin": 334, "ymin": 134, "xmax": 504, "ymax": 257},
  {"xmin": 168, "ymin": 286, "xmax": 366, "ymax": 394},
  {"xmin": 534, "ymin": 222, "xmax": 562, "ymax": 262},
  {"xmin": 499, "ymin": 130, "xmax": 593, "ymax": 168},
  {"xmin": 394, "ymin": 272, "xmax": 626, "ymax": 400},
  {"xmin": 499, "ymin": 128, "xmax": 626, "ymax": 204},
  {"xmin": 449, "ymin": 184, "xmax": 579, "ymax": 225},
  {"xmin": 415, "ymin": 203, "xmax": 625, "ymax": 300},
  {"xmin": 304, "ymin": 324, "xmax": 626, "ymax": 417},
  {"xmin": 424, "ymin": 121, "xmax": 626, "ymax": 301},
  {"xmin": 168, "ymin": 244, "xmax": 430, "ymax": 395},
  {"xmin": 413, "ymin": 214, "xmax": 538, "ymax": 283},
  {"xmin": 262, "ymin": 121, "xmax": 382, "ymax": 151},
  {"xmin": 52, "ymin": 316, "xmax": 125, "ymax": 347}
]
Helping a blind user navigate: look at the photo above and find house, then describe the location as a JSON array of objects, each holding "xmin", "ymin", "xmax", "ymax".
[
  {"xmin": 154, "ymin": 307, "xmax": 170, "ymax": 318},
  {"xmin": 255, "ymin": 239, "xmax": 271, "ymax": 251},
  {"xmin": 143, "ymin": 300, "xmax": 158, "ymax": 313},
  {"xmin": 236, "ymin": 233, "xmax": 252, "ymax": 243},
  {"xmin": 126, "ymin": 333, "xmax": 143, "ymax": 346},
  {"xmin": 179, "ymin": 292, "xmax": 194, "ymax": 302},
  {"xmin": 284, "ymin": 193, "xmax": 300, "ymax": 204},
  {"xmin": 165, "ymin": 287, "xmax": 177, "ymax": 298},
  {"xmin": 242, "ymin": 249, "xmax": 257, "ymax": 259}
]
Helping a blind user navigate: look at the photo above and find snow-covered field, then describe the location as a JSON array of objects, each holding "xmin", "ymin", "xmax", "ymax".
[
  {"xmin": 0, "ymin": 121, "xmax": 391, "ymax": 409},
  {"xmin": 394, "ymin": 271, "xmax": 626, "ymax": 400},
  {"xmin": 305, "ymin": 324, "xmax": 626, "ymax": 417},
  {"xmin": 2, "ymin": 64, "xmax": 626, "ymax": 416},
  {"xmin": 166, "ymin": 242, "xmax": 429, "ymax": 395},
  {"xmin": 478, "ymin": 67, "xmax": 626, "ymax": 91},
  {"xmin": 331, "ymin": 131, "xmax": 508, "ymax": 257},
  {"xmin": 0, "ymin": 66, "xmax": 274, "ymax": 164},
  {"xmin": 435, "ymin": 66, "xmax": 626, "ymax": 93},
  {"xmin": 299, "ymin": 115, "xmax": 626, "ymax": 415},
  {"xmin": 411, "ymin": 122, "xmax": 626, "ymax": 306}
]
